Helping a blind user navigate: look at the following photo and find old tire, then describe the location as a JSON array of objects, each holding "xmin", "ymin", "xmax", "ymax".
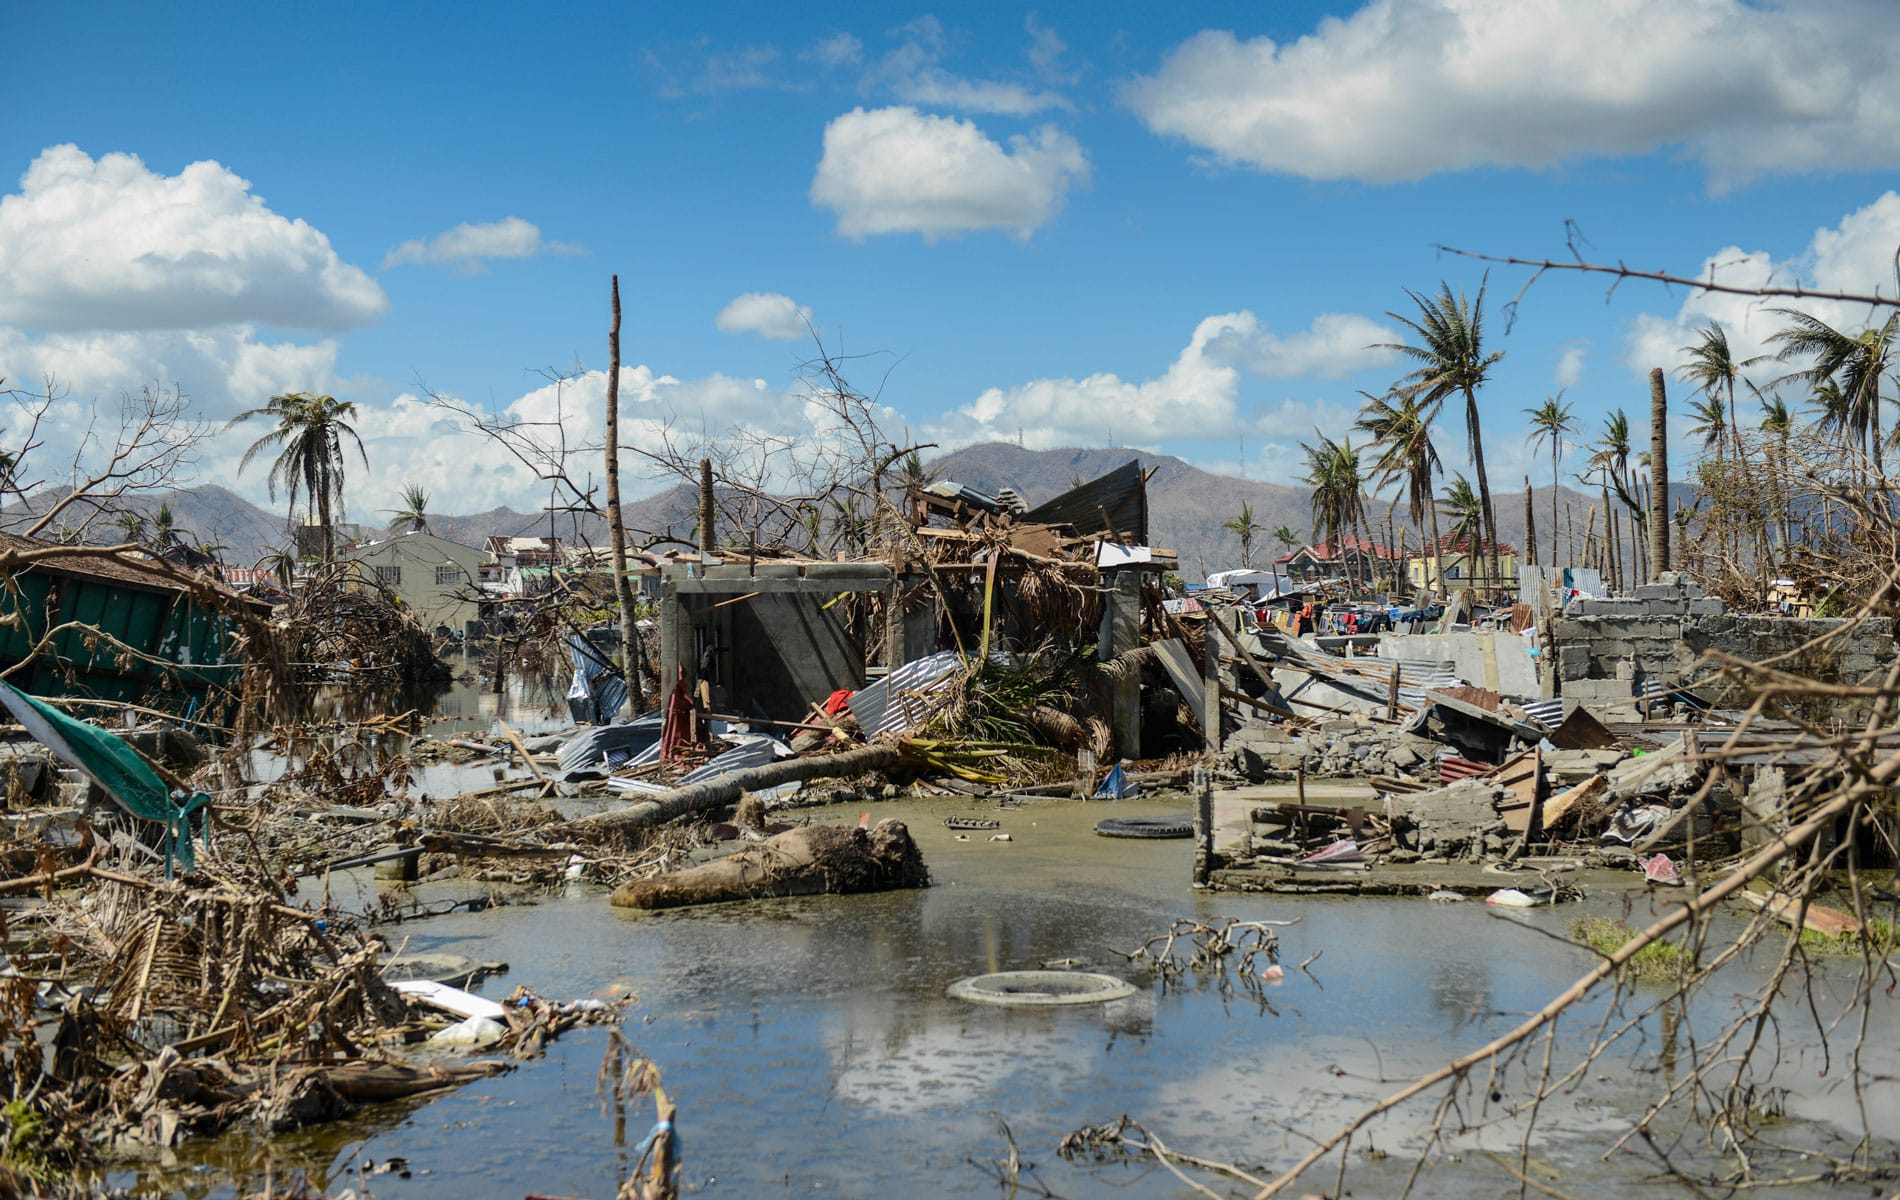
[{"xmin": 1094, "ymin": 816, "xmax": 1193, "ymax": 840}]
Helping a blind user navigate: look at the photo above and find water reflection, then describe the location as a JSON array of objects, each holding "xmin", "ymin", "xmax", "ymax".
[{"xmin": 119, "ymin": 789, "xmax": 1900, "ymax": 1198}]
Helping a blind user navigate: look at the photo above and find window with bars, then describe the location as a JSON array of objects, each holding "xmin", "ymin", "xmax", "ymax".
[
  {"xmin": 435, "ymin": 565, "xmax": 462, "ymax": 586},
  {"xmin": 374, "ymin": 565, "xmax": 401, "ymax": 585}
]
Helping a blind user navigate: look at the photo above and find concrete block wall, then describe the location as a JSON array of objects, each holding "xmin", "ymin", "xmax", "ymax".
[{"xmin": 1553, "ymin": 572, "xmax": 1896, "ymax": 704}]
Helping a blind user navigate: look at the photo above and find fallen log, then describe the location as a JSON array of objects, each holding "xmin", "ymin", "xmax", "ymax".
[
  {"xmin": 568, "ymin": 742, "xmax": 901, "ymax": 836},
  {"xmin": 610, "ymin": 819, "xmax": 927, "ymax": 910}
]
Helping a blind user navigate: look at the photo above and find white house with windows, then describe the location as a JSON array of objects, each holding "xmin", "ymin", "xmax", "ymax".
[{"xmin": 338, "ymin": 531, "xmax": 488, "ymax": 632}]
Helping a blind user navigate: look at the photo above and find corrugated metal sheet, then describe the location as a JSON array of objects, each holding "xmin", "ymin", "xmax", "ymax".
[
  {"xmin": 847, "ymin": 650, "xmax": 966, "ymax": 737},
  {"xmin": 1022, "ymin": 460, "xmax": 1148, "ymax": 544},
  {"xmin": 1440, "ymin": 755, "xmax": 1490, "ymax": 782},
  {"xmin": 1521, "ymin": 698, "xmax": 1565, "ymax": 727},
  {"xmin": 608, "ymin": 733, "xmax": 791, "ymax": 794}
]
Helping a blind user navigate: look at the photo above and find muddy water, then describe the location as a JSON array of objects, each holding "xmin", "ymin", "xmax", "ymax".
[{"xmin": 130, "ymin": 794, "xmax": 1898, "ymax": 1198}]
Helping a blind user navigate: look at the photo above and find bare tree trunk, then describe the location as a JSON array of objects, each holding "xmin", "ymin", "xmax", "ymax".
[
  {"xmin": 1648, "ymin": 367, "xmax": 1671, "ymax": 580},
  {"xmin": 698, "ymin": 458, "xmax": 716, "ymax": 556},
  {"xmin": 605, "ymin": 275, "xmax": 643, "ymax": 719},
  {"xmin": 1565, "ymin": 502, "xmax": 1575, "ymax": 568},
  {"xmin": 1601, "ymin": 482, "xmax": 1618, "ymax": 592},
  {"xmin": 1427, "ymin": 491, "xmax": 1444, "ymax": 599},
  {"xmin": 1523, "ymin": 477, "xmax": 1537, "ymax": 568},
  {"xmin": 1466, "ymin": 388, "xmax": 1502, "ymax": 590}
]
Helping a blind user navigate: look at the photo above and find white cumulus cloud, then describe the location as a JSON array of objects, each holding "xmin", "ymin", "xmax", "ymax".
[
  {"xmin": 931, "ymin": 310, "xmax": 1376, "ymax": 450},
  {"xmin": 382, "ymin": 216, "xmax": 582, "ymax": 273},
  {"xmin": 0, "ymin": 144, "xmax": 386, "ymax": 332},
  {"xmin": 0, "ymin": 325, "xmax": 338, "ymax": 422},
  {"xmin": 1625, "ymin": 191, "xmax": 1900, "ymax": 383},
  {"xmin": 1124, "ymin": 0, "xmax": 1900, "ymax": 189},
  {"xmin": 715, "ymin": 292, "xmax": 813, "ymax": 340},
  {"xmin": 811, "ymin": 106, "xmax": 1088, "ymax": 240},
  {"xmin": 1202, "ymin": 311, "xmax": 1397, "ymax": 378}
]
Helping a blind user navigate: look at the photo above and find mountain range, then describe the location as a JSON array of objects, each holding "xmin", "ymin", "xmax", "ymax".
[{"xmin": 0, "ymin": 444, "xmax": 1640, "ymax": 581}]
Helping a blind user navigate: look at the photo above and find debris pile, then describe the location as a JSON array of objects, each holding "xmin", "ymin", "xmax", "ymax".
[{"xmin": 0, "ymin": 857, "xmax": 623, "ymax": 1169}]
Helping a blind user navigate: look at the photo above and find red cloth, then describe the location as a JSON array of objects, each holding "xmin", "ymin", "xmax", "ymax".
[
  {"xmin": 822, "ymin": 688, "xmax": 854, "ymax": 716},
  {"xmin": 659, "ymin": 667, "xmax": 695, "ymax": 763}
]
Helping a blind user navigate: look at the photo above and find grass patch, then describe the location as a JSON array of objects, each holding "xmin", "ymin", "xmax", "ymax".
[
  {"xmin": 1571, "ymin": 917, "xmax": 1689, "ymax": 982},
  {"xmin": 1798, "ymin": 916, "xmax": 1899, "ymax": 957}
]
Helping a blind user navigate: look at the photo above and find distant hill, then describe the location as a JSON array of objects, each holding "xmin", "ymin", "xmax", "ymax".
[
  {"xmin": 926, "ymin": 442, "xmax": 1620, "ymax": 580},
  {"xmin": 0, "ymin": 447, "xmax": 1668, "ymax": 582}
]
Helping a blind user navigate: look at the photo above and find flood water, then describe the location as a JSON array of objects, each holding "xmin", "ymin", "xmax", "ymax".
[{"xmin": 117, "ymin": 778, "xmax": 1900, "ymax": 1198}]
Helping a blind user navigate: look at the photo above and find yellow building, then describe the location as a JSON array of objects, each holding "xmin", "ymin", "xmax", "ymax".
[{"xmin": 1406, "ymin": 536, "xmax": 1519, "ymax": 592}]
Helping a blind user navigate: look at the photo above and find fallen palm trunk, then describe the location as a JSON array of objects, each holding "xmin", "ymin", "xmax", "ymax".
[
  {"xmin": 609, "ymin": 819, "xmax": 926, "ymax": 910},
  {"xmin": 569, "ymin": 743, "xmax": 901, "ymax": 837}
]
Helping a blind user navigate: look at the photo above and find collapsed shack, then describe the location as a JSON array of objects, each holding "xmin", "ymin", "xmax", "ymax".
[{"xmin": 0, "ymin": 532, "xmax": 265, "ymax": 723}]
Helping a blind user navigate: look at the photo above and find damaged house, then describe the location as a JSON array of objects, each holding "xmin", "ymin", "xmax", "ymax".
[{"xmin": 0, "ymin": 531, "xmax": 257, "ymax": 710}]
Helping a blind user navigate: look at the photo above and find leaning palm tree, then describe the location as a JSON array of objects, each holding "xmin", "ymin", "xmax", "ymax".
[
  {"xmin": 1378, "ymin": 278, "xmax": 1506, "ymax": 585},
  {"xmin": 1524, "ymin": 392, "xmax": 1576, "ymax": 567},
  {"xmin": 1586, "ymin": 408, "xmax": 1650, "ymax": 586},
  {"xmin": 1770, "ymin": 308, "xmax": 1896, "ymax": 473},
  {"xmin": 1356, "ymin": 390, "xmax": 1444, "ymax": 596},
  {"xmin": 228, "ymin": 392, "xmax": 367, "ymax": 564},
  {"xmin": 390, "ymin": 483, "xmax": 431, "ymax": 534},
  {"xmin": 1222, "ymin": 500, "xmax": 1264, "ymax": 568}
]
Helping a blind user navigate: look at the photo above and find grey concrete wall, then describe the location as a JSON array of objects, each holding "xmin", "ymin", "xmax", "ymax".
[
  {"xmin": 1552, "ymin": 573, "xmax": 1896, "ymax": 707},
  {"xmin": 659, "ymin": 563, "xmax": 892, "ymax": 721}
]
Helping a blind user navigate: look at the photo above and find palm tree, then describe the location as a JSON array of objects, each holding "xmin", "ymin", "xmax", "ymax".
[
  {"xmin": 1770, "ymin": 309, "xmax": 1896, "ymax": 472},
  {"xmin": 1524, "ymin": 392, "xmax": 1576, "ymax": 566},
  {"xmin": 1759, "ymin": 394, "xmax": 1794, "ymax": 551},
  {"xmin": 1585, "ymin": 409, "xmax": 1646, "ymax": 586},
  {"xmin": 1685, "ymin": 393, "xmax": 1729, "ymax": 458},
  {"xmin": 1222, "ymin": 500, "xmax": 1264, "ymax": 568},
  {"xmin": 1677, "ymin": 323, "xmax": 1763, "ymax": 468},
  {"xmin": 1378, "ymin": 278, "xmax": 1507, "ymax": 585},
  {"xmin": 1356, "ymin": 390, "xmax": 1444, "ymax": 596},
  {"xmin": 1437, "ymin": 474, "xmax": 1484, "ymax": 587},
  {"xmin": 390, "ymin": 483, "xmax": 431, "ymax": 534},
  {"xmin": 149, "ymin": 503, "xmax": 179, "ymax": 549},
  {"xmin": 1300, "ymin": 433, "xmax": 1369, "ymax": 589},
  {"xmin": 1273, "ymin": 524, "xmax": 1302, "ymax": 557},
  {"xmin": 228, "ymin": 392, "xmax": 367, "ymax": 564},
  {"xmin": 112, "ymin": 511, "xmax": 147, "ymax": 546}
]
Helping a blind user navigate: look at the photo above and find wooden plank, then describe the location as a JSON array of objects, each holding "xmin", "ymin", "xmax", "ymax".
[
  {"xmin": 1735, "ymin": 889, "xmax": 1863, "ymax": 937},
  {"xmin": 1151, "ymin": 638, "xmax": 1209, "ymax": 732},
  {"xmin": 1488, "ymin": 747, "xmax": 1543, "ymax": 836},
  {"xmin": 1540, "ymin": 773, "xmax": 1607, "ymax": 830}
]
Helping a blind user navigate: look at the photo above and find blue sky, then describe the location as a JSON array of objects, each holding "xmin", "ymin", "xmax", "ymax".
[{"xmin": 4, "ymin": 0, "xmax": 1899, "ymax": 522}]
